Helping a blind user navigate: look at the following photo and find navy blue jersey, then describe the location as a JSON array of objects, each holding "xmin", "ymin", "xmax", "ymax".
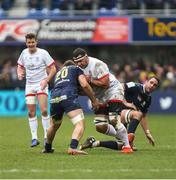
[
  {"xmin": 124, "ymin": 82, "xmax": 151, "ymax": 114},
  {"xmin": 51, "ymin": 65, "xmax": 83, "ymax": 99}
]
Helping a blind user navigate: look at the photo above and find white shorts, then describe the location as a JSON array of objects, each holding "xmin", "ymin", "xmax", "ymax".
[{"xmin": 25, "ymin": 83, "xmax": 48, "ymax": 104}]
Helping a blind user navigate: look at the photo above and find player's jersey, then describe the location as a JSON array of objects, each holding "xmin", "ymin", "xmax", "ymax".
[
  {"xmin": 51, "ymin": 65, "xmax": 83, "ymax": 99},
  {"xmin": 81, "ymin": 56, "xmax": 123, "ymax": 102},
  {"xmin": 17, "ymin": 48, "xmax": 54, "ymax": 84},
  {"xmin": 124, "ymin": 82, "xmax": 151, "ymax": 114}
]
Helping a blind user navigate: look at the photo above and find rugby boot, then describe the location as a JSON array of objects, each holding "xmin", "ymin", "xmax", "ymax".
[
  {"xmin": 31, "ymin": 139, "xmax": 40, "ymax": 147},
  {"xmin": 80, "ymin": 136, "xmax": 96, "ymax": 150}
]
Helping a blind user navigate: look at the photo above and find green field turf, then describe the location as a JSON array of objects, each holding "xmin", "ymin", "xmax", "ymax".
[{"xmin": 0, "ymin": 114, "xmax": 176, "ymax": 179}]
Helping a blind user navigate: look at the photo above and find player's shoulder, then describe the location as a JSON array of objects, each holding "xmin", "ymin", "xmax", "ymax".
[
  {"xmin": 89, "ymin": 56, "xmax": 107, "ymax": 69},
  {"xmin": 37, "ymin": 48, "xmax": 48, "ymax": 54},
  {"xmin": 21, "ymin": 48, "xmax": 28, "ymax": 54}
]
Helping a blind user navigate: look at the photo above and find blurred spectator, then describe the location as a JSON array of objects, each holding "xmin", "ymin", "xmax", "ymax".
[{"xmin": 0, "ymin": 0, "xmax": 14, "ymax": 11}]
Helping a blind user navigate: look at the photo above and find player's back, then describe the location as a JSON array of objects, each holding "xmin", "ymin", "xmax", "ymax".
[{"xmin": 51, "ymin": 65, "xmax": 83, "ymax": 99}]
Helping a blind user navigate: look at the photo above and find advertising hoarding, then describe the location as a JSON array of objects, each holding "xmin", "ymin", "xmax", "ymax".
[
  {"xmin": 0, "ymin": 17, "xmax": 129, "ymax": 45},
  {"xmin": 133, "ymin": 17, "xmax": 176, "ymax": 42}
]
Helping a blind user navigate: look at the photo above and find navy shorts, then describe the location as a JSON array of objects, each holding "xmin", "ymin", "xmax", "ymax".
[{"xmin": 50, "ymin": 97, "xmax": 81, "ymax": 121}]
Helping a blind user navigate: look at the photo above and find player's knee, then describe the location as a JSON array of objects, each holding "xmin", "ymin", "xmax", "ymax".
[
  {"xmin": 28, "ymin": 111, "xmax": 36, "ymax": 118},
  {"xmin": 41, "ymin": 109, "xmax": 48, "ymax": 117},
  {"xmin": 96, "ymin": 124, "xmax": 108, "ymax": 134},
  {"xmin": 71, "ymin": 112, "xmax": 84, "ymax": 125},
  {"xmin": 51, "ymin": 120, "xmax": 61, "ymax": 131}
]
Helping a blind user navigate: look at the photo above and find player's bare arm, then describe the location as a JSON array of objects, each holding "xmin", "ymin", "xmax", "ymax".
[
  {"xmin": 17, "ymin": 64, "xmax": 25, "ymax": 80},
  {"xmin": 78, "ymin": 74, "xmax": 99, "ymax": 110},
  {"xmin": 140, "ymin": 115, "xmax": 155, "ymax": 146},
  {"xmin": 90, "ymin": 75, "xmax": 109, "ymax": 89},
  {"xmin": 40, "ymin": 64, "xmax": 56, "ymax": 90}
]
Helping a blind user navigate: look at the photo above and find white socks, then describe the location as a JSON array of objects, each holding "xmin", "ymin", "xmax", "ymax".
[
  {"xmin": 105, "ymin": 124, "xmax": 117, "ymax": 137},
  {"xmin": 28, "ymin": 116, "xmax": 38, "ymax": 140},
  {"xmin": 42, "ymin": 115, "xmax": 50, "ymax": 139},
  {"xmin": 116, "ymin": 123, "xmax": 130, "ymax": 147},
  {"xmin": 28, "ymin": 116, "xmax": 50, "ymax": 140}
]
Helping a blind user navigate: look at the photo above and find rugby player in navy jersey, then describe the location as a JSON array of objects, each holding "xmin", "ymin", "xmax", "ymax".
[
  {"xmin": 80, "ymin": 76, "xmax": 159, "ymax": 151},
  {"xmin": 42, "ymin": 60, "xmax": 98, "ymax": 155},
  {"xmin": 121, "ymin": 76, "xmax": 160, "ymax": 150}
]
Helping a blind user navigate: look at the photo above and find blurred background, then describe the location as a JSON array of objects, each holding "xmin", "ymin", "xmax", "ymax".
[{"xmin": 0, "ymin": 0, "xmax": 176, "ymax": 115}]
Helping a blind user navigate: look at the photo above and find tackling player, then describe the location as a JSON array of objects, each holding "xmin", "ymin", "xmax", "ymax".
[
  {"xmin": 73, "ymin": 48, "xmax": 133, "ymax": 153},
  {"xmin": 42, "ymin": 60, "xmax": 98, "ymax": 155},
  {"xmin": 17, "ymin": 33, "xmax": 56, "ymax": 147}
]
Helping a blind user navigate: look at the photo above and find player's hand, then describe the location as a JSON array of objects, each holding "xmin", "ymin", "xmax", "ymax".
[
  {"xmin": 85, "ymin": 75, "xmax": 92, "ymax": 83},
  {"xmin": 40, "ymin": 78, "xmax": 48, "ymax": 90},
  {"xmin": 17, "ymin": 72, "xmax": 25, "ymax": 80},
  {"xmin": 91, "ymin": 99, "xmax": 99, "ymax": 111},
  {"xmin": 146, "ymin": 130, "xmax": 155, "ymax": 146}
]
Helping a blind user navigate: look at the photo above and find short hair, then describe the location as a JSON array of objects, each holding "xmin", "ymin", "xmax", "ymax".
[
  {"xmin": 148, "ymin": 76, "xmax": 160, "ymax": 85},
  {"xmin": 73, "ymin": 48, "xmax": 87, "ymax": 61},
  {"xmin": 63, "ymin": 60, "xmax": 76, "ymax": 67},
  {"xmin": 25, "ymin": 33, "xmax": 37, "ymax": 40}
]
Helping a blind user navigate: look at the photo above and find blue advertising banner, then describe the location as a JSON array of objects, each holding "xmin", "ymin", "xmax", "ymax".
[
  {"xmin": 133, "ymin": 17, "xmax": 176, "ymax": 42},
  {"xmin": 149, "ymin": 89, "xmax": 176, "ymax": 114},
  {"xmin": 0, "ymin": 90, "xmax": 175, "ymax": 116},
  {"xmin": 0, "ymin": 91, "xmax": 93, "ymax": 116}
]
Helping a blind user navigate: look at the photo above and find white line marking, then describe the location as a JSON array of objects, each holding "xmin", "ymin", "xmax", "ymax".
[{"xmin": 0, "ymin": 168, "xmax": 176, "ymax": 173}]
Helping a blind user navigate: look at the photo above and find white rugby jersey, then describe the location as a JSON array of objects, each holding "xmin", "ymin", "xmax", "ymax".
[
  {"xmin": 82, "ymin": 57, "xmax": 121, "ymax": 101},
  {"xmin": 17, "ymin": 48, "xmax": 54, "ymax": 84}
]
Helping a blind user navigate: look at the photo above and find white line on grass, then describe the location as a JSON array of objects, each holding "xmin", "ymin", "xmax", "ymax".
[{"xmin": 0, "ymin": 168, "xmax": 175, "ymax": 173}]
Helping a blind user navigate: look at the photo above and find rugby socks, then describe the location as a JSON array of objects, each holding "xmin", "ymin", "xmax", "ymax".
[
  {"xmin": 70, "ymin": 139, "xmax": 79, "ymax": 149},
  {"xmin": 42, "ymin": 115, "xmax": 50, "ymax": 139},
  {"xmin": 28, "ymin": 116, "xmax": 38, "ymax": 140},
  {"xmin": 105, "ymin": 124, "xmax": 117, "ymax": 137},
  {"xmin": 99, "ymin": 141, "xmax": 119, "ymax": 150},
  {"xmin": 128, "ymin": 119, "xmax": 140, "ymax": 134},
  {"xmin": 116, "ymin": 124, "xmax": 130, "ymax": 147}
]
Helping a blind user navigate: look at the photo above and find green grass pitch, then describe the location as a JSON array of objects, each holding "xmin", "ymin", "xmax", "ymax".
[{"xmin": 0, "ymin": 114, "xmax": 176, "ymax": 179}]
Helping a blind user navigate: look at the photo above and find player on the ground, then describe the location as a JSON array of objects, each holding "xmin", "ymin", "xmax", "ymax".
[
  {"xmin": 80, "ymin": 76, "xmax": 159, "ymax": 151},
  {"xmin": 42, "ymin": 60, "xmax": 98, "ymax": 155},
  {"xmin": 17, "ymin": 33, "xmax": 56, "ymax": 147},
  {"xmin": 73, "ymin": 48, "xmax": 133, "ymax": 153},
  {"xmin": 121, "ymin": 76, "xmax": 160, "ymax": 150}
]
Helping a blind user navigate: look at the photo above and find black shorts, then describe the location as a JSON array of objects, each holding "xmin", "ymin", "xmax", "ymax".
[{"xmin": 50, "ymin": 97, "xmax": 81, "ymax": 121}]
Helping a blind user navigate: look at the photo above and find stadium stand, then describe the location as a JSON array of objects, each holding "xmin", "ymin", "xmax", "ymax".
[
  {"xmin": 0, "ymin": 0, "xmax": 176, "ymax": 90},
  {"xmin": 0, "ymin": 0, "xmax": 176, "ymax": 17}
]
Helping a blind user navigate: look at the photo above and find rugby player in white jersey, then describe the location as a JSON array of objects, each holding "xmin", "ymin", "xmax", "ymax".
[
  {"xmin": 73, "ymin": 48, "xmax": 133, "ymax": 153},
  {"xmin": 17, "ymin": 33, "xmax": 56, "ymax": 147}
]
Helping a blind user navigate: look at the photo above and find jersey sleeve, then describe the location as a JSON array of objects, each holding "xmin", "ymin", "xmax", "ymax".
[
  {"xmin": 43, "ymin": 50, "xmax": 55, "ymax": 67},
  {"xmin": 17, "ymin": 51, "xmax": 24, "ymax": 66},
  {"xmin": 94, "ymin": 62, "xmax": 109, "ymax": 80},
  {"xmin": 125, "ymin": 82, "xmax": 140, "ymax": 93},
  {"xmin": 76, "ymin": 67, "xmax": 84, "ymax": 77}
]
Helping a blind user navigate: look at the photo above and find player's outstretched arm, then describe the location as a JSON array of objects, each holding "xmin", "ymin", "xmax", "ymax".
[
  {"xmin": 78, "ymin": 74, "xmax": 98, "ymax": 110},
  {"xmin": 140, "ymin": 115, "xmax": 155, "ymax": 146},
  {"xmin": 17, "ymin": 65, "xmax": 25, "ymax": 80}
]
